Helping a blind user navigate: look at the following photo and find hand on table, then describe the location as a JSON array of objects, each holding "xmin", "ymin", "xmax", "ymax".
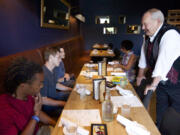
[{"xmin": 64, "ymin": 73, "xmax": 70, "ymax": 81}]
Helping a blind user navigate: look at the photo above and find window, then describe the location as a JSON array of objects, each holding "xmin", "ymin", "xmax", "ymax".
[
  {"xmin": 103, "ymin": 27, "xmax": 117, "ymax": 34},
  {"xmin": 127, "ymin": 25, "xmax": 141, "ymax": 34},
  {"xmin": 95, "ymin": 16, "xmax": 110, "ymax": 24}
]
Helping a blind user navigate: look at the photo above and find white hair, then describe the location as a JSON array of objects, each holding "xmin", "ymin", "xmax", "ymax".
[{"xmin": 147, "ymin": 8, "xmax": 165, "ymax": 22}]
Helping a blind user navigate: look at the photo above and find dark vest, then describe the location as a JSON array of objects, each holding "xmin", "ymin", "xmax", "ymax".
[{"xmin": 144, "ymin": 23, "xmax": 180, "ymax": 84}]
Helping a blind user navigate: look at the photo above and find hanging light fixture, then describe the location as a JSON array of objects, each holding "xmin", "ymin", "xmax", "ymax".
[{"xmin": 75, "ymin": 14, "xmax": 85, "ymax": 22}]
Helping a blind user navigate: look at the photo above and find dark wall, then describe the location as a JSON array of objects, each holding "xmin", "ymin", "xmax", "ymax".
[
  {"xmin": 0, "ymin": 0, "xmax": 179, "ymax": 57},
  {"xmin": 0, "ymin": 0, "xmax": 80, "ymax": 57},
  {"xmin": 80, "ymin": 0, "xmax": 179, "ymax": 55}
]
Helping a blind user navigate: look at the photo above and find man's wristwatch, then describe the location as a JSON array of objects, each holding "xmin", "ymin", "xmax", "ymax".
[{"xmin": 32, "ymin": 115, "xmax": 40, "ymax": 122}]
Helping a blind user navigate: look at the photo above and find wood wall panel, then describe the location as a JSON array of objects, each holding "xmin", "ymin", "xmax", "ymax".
[{"xmin": 0, "ymin": 36, "xmax": 84, "ymax": 94}]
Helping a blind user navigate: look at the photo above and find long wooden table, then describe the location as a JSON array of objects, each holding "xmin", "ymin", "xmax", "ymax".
[{"xmin": 51, "ymin": 65, "xmax": 161, "ymax": 135}]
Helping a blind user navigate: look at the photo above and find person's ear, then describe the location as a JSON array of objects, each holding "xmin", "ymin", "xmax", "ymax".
[
  {"xmin": 18, "ymin": 83, "xmax": 29, "ymax": 90},
  {"xmin": 49, "ymin": 54, "xmax": 54, "ymax": 62}
]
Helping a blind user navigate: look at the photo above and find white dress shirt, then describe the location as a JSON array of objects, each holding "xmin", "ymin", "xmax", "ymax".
[{"xmin": 138, "ymin": 24, "xmax": 180, "ymax": 81}]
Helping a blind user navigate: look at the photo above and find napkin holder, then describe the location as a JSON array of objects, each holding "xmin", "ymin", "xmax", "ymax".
[
  {"xmin": 93, "ymin": 78, "xmax": 106, "ymax": 102},
  {"xmin": 98, "ymin": 61, "xmax": 107, "ymax": 76}
]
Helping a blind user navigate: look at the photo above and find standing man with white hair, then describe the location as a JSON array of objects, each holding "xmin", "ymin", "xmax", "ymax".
[{"xmin": 136, "ymin": 8, "xmax": 180, "ymax": 128}]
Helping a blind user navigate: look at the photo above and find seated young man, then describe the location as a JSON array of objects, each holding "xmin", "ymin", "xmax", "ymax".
[
  {"xmin": 40, "ymin": 47, "xmax": 72, "ymax": 117},
  {"xmin": 0, "ymin": 58, "xmax": 56, "ymax": 135},
  {"xmin": 54, "ymin": 47, "xmax": 75, "ymax": 88}
]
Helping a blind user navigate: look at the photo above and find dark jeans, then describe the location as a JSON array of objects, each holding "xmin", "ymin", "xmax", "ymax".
[
  {"xmin": 160, "ymin": 107, "xmax": 180, "ymax": 135},
  {"xmin": 42, "ymin": 105, "xmax": 63, "ymax": 118},
  {"xmin": 156, "ymin": 80, "xmax": 180, "ymax": 128}
]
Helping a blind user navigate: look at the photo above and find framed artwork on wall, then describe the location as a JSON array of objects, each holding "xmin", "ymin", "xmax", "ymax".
[
  {"xmin": 126, "ymin": 25, "xmax": 141, "ymax": 34},
  {"xmin": 41, "ymin": 0, "xmax": 70, "ymax": 29},
  {"xmin": 119, "ymin": 15, "xmax": 126, "ymax": 24},
  {"xmin": 95, "ymin": 16, "xmax": 110, "ymax": 24},
  {"xmin": 103, "ymin": 27, "xmax": 117, "ymax": 34}
]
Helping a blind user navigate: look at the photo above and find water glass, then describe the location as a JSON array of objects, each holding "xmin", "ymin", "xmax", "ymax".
[
  {"xmin": 80, "ymin": 89, "xmax": 86, "ymax": 100},
  {"xmin": 121, "ymin": 104, "xmax": 131, "ymax": 118},
  {"xmin": 120, "ymin": 78, "xmax": 127, "ymax": 88},
  {"xmin": 63, "ymin": 126, "xmax": 77, "ymax": 135}
]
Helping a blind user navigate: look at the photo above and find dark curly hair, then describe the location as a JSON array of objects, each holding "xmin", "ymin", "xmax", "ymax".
[
  {"xmin": 121, "ymin": 40, "xmax": 134, "ymax": 51},
  {"xmin": 4, "ymin": 57, "xmax": 43, "ymax": 94}
]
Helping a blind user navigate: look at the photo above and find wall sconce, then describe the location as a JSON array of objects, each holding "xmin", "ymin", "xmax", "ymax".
[
  {"xmin": 75, "ymin": 14, "xmax": 85, "ymax": 22},
  {"xmin": 127, "ymin": 25, "xmax": 141, "ymax": 34}
]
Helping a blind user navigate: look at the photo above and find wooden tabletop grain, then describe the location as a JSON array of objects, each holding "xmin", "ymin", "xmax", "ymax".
[{"xmin": 51, "ymin": 65, "xmax": 160, "ymax": 135}]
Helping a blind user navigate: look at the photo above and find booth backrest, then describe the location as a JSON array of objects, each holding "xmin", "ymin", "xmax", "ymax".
[
  {"xmin": 39, "ymin": 36, "xmax": 84, "ymax": 73},
  {"xmin": 0, "ymin": 36, "xmax": 84, "ymax": 94}
]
